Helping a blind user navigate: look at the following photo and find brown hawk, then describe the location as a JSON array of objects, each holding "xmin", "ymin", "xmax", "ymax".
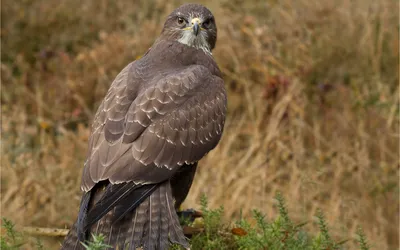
[{"xmin": 61, "ymin": 3, "xmax": 227, "ymax": 250}]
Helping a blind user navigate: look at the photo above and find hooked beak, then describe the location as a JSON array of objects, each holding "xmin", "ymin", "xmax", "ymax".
[
  {"xmin": 193, "ymin": 23, "xmax": 200, "ymax": 36},
  {"xmin": 191, "ymin": 18, "xmax": 201, "ymax": 36}
]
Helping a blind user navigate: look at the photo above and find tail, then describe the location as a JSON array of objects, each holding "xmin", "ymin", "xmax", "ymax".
[{"xmin": 61, "ymin": 181, "xmax": 188, "ymax": 250}]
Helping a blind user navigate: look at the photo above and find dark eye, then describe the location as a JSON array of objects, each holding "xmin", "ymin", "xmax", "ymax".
[
  {"xmin": 202, "ymin": 19, "xmax": 212, "ymax": 29},
  {"xmin": 177, "ymin": 17, "xmax": 185, "ymax": 25}
]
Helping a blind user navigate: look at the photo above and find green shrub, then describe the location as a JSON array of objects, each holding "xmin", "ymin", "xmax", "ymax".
[{"xmin": 1, "ymin": 193, "xmax": 372, "ymax": 249}]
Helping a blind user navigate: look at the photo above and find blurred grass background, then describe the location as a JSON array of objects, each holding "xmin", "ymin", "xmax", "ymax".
[{"xmin": 1, "ymin": 0, "xmax": 399, "ymax": 249}]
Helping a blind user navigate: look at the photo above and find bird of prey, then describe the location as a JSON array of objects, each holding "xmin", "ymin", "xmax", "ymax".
[{"xmin": 61, "ymin": 3, "xmax": 227, "ymax": 250}]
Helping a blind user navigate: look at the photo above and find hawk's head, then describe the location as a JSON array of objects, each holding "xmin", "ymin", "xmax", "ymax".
[{"xmin": 161, "ymin": 4, "xmax": 217, "ymax": 53}]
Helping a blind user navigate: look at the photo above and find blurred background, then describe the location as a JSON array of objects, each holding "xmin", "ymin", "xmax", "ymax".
[{"xmin": 1, "ymin": 0, "xmax": 399, "ymax": 249}]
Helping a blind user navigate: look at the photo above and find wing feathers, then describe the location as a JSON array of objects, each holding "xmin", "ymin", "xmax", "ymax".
[{"xmin": 82, "ymin": 63, "xmax": 226, "ymax": 192}]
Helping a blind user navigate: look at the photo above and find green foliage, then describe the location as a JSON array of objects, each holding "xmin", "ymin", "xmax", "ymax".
[
  {"xmin": 200, "ymin": 193, "xmax": 225, "ymax": 236},
  {"xmin": 0, "ymin": 218, "xmax": 45, "ymax": 250},
  {"xmin": 189, "ymin": 194, "xmax": 367, "ymax": 250},
  {"xmin": 233, "ymin": 193, "xmax": 310, "ymax": 250},
  {"xmin": 275, "ymin": 192, "xmax": 293, "ymax": 228},
  {"xmin": 356, "ymin": 226, "xmax": 370, "ymax": 250},
  {"xmin": 189, "ymin": 194, "xmax": 229, "ymax": 249},
  {"xmin": 0, "ymin": 218, "xmax": 25, "ymax": 250},
  {"xmin": 312, "ymin": 209, "xmax": 338, "ymax": 249},
  {"xmin": 81, "ymin": 234, "xmax": 112, "ymax": 250}
]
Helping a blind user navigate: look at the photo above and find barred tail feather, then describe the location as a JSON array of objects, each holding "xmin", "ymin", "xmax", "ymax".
[
  {"xmin": 121, "ymin": 181, "xmax": 188, "ymax": 249},
  {"xmin": 60, "ymin": 181, "xmax": 188, "ymax": 250}
]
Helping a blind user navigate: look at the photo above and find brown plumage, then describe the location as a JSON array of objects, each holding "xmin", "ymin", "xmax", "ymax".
[{"xmin": 61, "ymin": 3, "xmax": 226, "ymax": 250}]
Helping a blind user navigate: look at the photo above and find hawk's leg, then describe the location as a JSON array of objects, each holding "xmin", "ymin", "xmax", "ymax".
[{"xmin": 171, "ymin": 163, "xmax": 198, "ymax": 210}]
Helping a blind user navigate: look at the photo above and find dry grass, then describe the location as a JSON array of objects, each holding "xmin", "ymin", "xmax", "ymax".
[{"xmin": 1, "ymin": 0, "xmax": 399, "ymax": 249}]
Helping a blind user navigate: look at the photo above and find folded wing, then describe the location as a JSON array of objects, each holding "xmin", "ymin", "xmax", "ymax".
[{"xmin": 81, "ymin": 63, "xmax": 227, "ymax": 192}]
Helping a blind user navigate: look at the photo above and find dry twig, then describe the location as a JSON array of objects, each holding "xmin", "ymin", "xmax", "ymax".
[{"xmin": 22, "ymin": 227, "xmax": 68, "ymax": 237}]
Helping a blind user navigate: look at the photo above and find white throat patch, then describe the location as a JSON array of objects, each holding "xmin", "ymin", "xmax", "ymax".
[
  {"xmin": 177, "ymin": 15, "xmax": 212, "ymax": 55},
  {"xmin": 178, "ymin": 30, "xmax": 211, "ymax": 54}
]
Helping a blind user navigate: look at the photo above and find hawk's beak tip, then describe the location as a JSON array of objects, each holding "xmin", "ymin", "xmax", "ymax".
[{"xmin": 193, "ymin": 23, "xmax": 200, "ymax": 36}]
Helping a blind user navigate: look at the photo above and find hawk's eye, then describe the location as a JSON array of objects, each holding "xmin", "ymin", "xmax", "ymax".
[
  {"xmin": 202, "ymin": 19, "xmax": 212, "ymax": 29},
  {"xmin": 177, "ymin": 17, "xmax": 185, "ymax": 25}
]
